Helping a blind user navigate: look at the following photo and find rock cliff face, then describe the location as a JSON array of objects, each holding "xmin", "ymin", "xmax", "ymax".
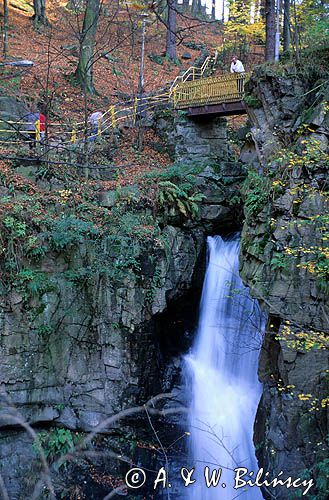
[
  {"xmin": 241, "ymin": 68, "xmax": 329, "ymax": 498},
  {"xmin": 1, "ymin": 229, "xmax": 194, "ymax": 428},
  {"xmin": 0, "ymin": 97, "xmax": 28, "ymax": 140},
  {"xmin": 0, "ymin": 173, "xmax": 245, "ymax": 432}
]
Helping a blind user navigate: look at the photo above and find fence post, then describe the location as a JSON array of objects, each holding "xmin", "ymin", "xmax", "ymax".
[
  {"xmin": 111, "ymin": 105, "xmax": 116, "ymax": 128},
  {"xmin": 35, "ymin": 119, "xmax": 41, "ymax": 142},
  {"xmin": 176, "ymin": 87, "xmax": 180, "ymax": 108},
  {"xmin": 133, "ymin": 96, "xmax": 138, "ymax": 124},
  {"xmin": 71, "ymin": 127, "xmax": 77, "ymax": 143}
]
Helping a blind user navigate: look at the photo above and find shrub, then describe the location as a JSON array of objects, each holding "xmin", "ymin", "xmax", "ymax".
[
  {"xmin": 14, "ymin": 269, "xmax": 55, "ymax": 300},
  {"xmin": 244, "ymin": 93, "xmax": 262, "ymax": 109},
  {"xmin": 243, "ymin": 170, "xmax": 270, "ymax": 218},
  {"xmin": 47, "ymin": 216, "xmax": 99, "ymax": 251},
  {"xmin": 2, "ymin": 216, "xmax": 26, "ymax": 238},
  {"xmin": 33, "ymin": 428, "xmax": 78, "ymax": 470}
]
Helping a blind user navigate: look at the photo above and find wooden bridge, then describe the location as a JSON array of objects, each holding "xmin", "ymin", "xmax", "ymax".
[{"xmin": 172, "ymin": 72, "xmax": 250, "ymax": 118}]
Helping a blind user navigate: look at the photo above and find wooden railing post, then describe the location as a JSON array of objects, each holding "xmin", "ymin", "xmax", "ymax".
[
  {"xmin": 111, "ymin": 105, "xmax": 116, "ymax": 128},
  {"xmin": 133, "ymin": 97, "xmax": 138, "ymax": 124},
  {"xmin": 97, "ymin": 115, "xmax": 102, "ymax": 137},
  {"xmin": 35, "ymin": 119, "xmax": 41, "ymax": 142},
  {"xmin": 173, "ymin": 87, "xmax": 177, "ymax": 108},
  {"xmin": 71, "ymin": 127, "xmax": 77, "ymax": 143}
]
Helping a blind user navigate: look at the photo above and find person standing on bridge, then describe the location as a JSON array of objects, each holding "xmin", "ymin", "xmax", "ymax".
[{"xmin": 230, "ymin": 56, "xmax": 245, "ymax": 94}]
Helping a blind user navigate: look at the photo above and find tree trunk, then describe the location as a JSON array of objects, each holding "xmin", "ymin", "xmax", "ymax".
[
  {"xmin": 3, "ymin": 0, "xmax": 9, "ymax": 57},
  {"xmin": 166, "ymin": 0, "xmax": 177, "ymax": 60},
  {"xmin": 265, "ymin": 0, "xmax": 275, "ymax": 60},
  {"xmin": 292, "ymin": 0, "xmax": 300, "ymax": 62},
  {"xmin": 319, "ymin": 0, "xmax": 326, "ymax": 20},
  {"xmin": 283, "ymin": 0, "xmax": 290, "ymax": 53},
  {"xmin": 75, "ymin": 0, "xmax": 100, "ymax": 93},
  {"xmin": 211, "ymin": 0, "xmax": 216, "ymax": 20},
  {"xmin": 33, "ymin": 0, "xmax": 48, "ymax": 26},
  {"xmin": 182, "ymin": 0, "xmax": 189, "ymax": 11}
]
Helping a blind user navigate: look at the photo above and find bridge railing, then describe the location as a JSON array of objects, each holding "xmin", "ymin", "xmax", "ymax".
[
  {"xmin": 169, "ymin": 51, "xmax": 218, "ymax": 93},
  {"xmin": 173, "ymin": 72, "xmax": 251, "ymax": 109},
  {"xmin": 0, "ymin": 92, "xmax": 170, "ymax": 146}
]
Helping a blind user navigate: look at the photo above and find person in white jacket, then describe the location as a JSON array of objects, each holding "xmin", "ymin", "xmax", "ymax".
[
  {"xmin": 230, "ymin": 56, "xmax": 245, "ymax": 73},
  {"xmin": 88, "ymin": 111, "xmax": 104, "ymax": 142},
  {"xmin": 230, "ymin": 56, "xmax": 245, "ymax": 94}
]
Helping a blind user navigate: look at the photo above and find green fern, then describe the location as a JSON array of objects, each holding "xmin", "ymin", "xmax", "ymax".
[{"xmin": 157, "ymin": 180, "xmax": 205, "ymax": 218}]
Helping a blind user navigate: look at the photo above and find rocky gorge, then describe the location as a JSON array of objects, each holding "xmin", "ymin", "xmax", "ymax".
[{"xmin": 0, "ymin": 58, "xmax": 328, "ymax": 500}]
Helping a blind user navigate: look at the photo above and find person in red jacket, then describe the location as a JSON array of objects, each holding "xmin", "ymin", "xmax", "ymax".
[{"xmin": 39, "ymin": 112, "xmax": 46, "ymax": 142}]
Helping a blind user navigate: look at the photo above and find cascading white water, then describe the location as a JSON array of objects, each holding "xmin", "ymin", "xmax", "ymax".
[{"xmin": 184, "ymin": 235, "xmax": 265, "ymax": 499}]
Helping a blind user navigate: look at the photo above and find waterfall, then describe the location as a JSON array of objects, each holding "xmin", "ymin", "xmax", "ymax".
[{"xmin": 184, "ymin": 235, "xmax": 265, "ymax": 499}]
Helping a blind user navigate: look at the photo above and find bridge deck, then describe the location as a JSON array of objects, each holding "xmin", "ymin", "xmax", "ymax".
[{"xmin": 187, "ymin": 101, "xmax": 247, "ymax": 118}]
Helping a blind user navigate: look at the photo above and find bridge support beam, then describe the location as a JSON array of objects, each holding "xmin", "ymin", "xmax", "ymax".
[{"xmin": 175, "ymin": 115, "xmax": 229, "ymax": 165}]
